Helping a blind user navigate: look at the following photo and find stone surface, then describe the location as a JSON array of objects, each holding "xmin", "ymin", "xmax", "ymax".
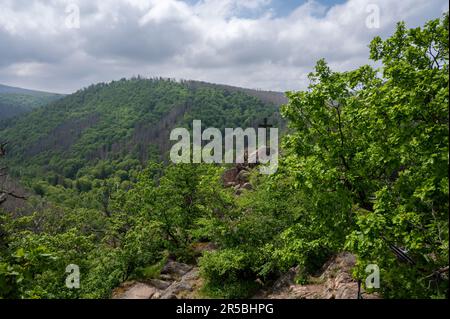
[
  {"xmin": 236, "ymin": 169, "xmax": 250, "ymax": 183},
  {"xmin": 222, "ymin": 168, "xmax": 239, "ymax": 186},
  {"xmin": 225, "ymin": 182, "xmax": 236, "ymax": 187},
  {"xmin": 255, "ymin": 252, "xmax": 380, "ymax": 299},
  {"xmin": 112, "ymin": 264, "xmax": 201, "ymax": 300},
  {"xmin": 241, "ymin": 182, "xmax": 253, "ymax": 190},
  {"xmin": 161, "ymin": 261, "xmax": 193, "ymax": 278},
  {"xmin": 113, "ymin": 282, "xmax": 158, "ymax": 299},
  {"xmin": 113, "ymin": 253, "xmax": 379, "ymax": 300},
  {"xmin": 160, "ymin": 268, "xmax": 201, "ymax": 299},
  {"xmin": 149, "ymin": 279, "xmax": 172, "ymax": 290},
  {"xmin": 159, "ymin": 274, "xmax": 173, "ymax": 281}
]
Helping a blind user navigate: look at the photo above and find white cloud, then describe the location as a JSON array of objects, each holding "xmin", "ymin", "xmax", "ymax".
[{"xmin": 0, "ymin": 0, "xmax": 447, "ymax": 93}]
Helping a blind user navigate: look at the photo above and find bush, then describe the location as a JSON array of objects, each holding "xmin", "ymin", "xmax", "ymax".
[{"xmin": 199, "ymin": 249, "xmax": 259, "ymax": 298}]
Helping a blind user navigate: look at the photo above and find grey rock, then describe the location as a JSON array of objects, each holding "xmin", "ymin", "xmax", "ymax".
[
  {"xmin": 236, "ymin": 170, "xmax": 250, "ymax": 183},
  {"xmin": 222, "ymin": 168, "xmax": 239, "ymax": 185},
  {"xmin": 256, "ymin": 253, "xmax": 380, "ymax": 299},
  {"xmin": 241, "ymin": 182, "xmax": 253, "ymax": 190},
  {"xmin": 113, "ymin": 282, "xmax": 158, "ymax": 299},
  {"xmin": 149, "ymin": 279, "xmax": 172, "ymax": 290},
  {"xmin": 159, "ymin": 274, "xmax": 174, "ymax": 281},
  {"xmin": 161, "ymin": 261, "xmax": 193, "ymax": 277},
  {"xmin": 161, "ymin": 282, "xmax": 193, "ymax": 299}
]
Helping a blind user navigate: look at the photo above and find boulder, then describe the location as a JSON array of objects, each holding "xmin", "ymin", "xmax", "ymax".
[
  {"xmin": 161, "ymin": 261, "xmax": 193, "ymax": 278},
  {"xmin": 149, "ymin": 279, "xmax": 172, "ymax": 290},
  {"xmin": 222, "ymin": 167, "xmax": 239, "ymax": 186},
  {"xmin": 236, "ymin": 170, "xmax": 250, "ymax": 183},
  {"xmin": 160, "ymin": 268, "xmax": 200, "ymax": 299},
  {"xmin": 113, "ymin": 282, "xmax": 158, "ymax": 299},
  {"xmin": 255, "ymin": 253, "xmax": 380, "ymax": 299},
  {"xmin": 241, "ymin": 182, "xmax": 253, "ymax": 190},
  {"xmin": 160, "ymin": 274, "xmax": 174, "ymax": 281},
  {"xmin": 112, "ymin": 263, "xmax": 201, "ymax": 300}
]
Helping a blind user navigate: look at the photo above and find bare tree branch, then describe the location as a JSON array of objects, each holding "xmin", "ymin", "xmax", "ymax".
[
  {"xmin": 0, "ymin": 142, "xmax": 7, "ymax": 157},
  {"xmin": 0, "ymin": 141, "xmax": 22, "ymax": 205}
]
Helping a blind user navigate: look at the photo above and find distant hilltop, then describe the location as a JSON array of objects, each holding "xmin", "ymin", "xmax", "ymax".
[{"xmin": 0, "ymin": 84, "xmax": 65, "ymax": 120}]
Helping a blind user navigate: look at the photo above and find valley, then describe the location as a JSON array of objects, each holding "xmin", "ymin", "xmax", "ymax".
[
  {"xmin": 0, "ymin": 14, "xmax": 448, "ymax": 300},
  {"xmin": 0, "ymin": 84, "xmax": 64, "ymax": 121}
]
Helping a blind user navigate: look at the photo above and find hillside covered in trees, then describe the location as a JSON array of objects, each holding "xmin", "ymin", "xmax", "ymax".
[
  {"xmin": 0, "ymin": 84, "xmax": 64, "ymax": 121},
  {"xmin": 0, "ymin": 79, "xmax": 282, "ymax": 180},
  {"xmin": 0, "ymin": 14, "xmax": 448, "ymax": 299}
]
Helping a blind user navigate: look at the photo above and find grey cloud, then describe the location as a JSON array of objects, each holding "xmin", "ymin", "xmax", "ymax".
[
  {"xmin": 0, "ymin": 0, "xmax": 448, "ymax": 93},
  {"xmin": 80, "ymin": 3, "xmax": 200, "ymax": 63},
  {"xmin": 0, "ymin": 26, "xmax": 75, "ymax": 67}
]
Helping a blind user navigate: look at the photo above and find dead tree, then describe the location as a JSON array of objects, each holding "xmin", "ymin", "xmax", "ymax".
[
  {"xmin": 0, "ymin": 142, "xmax": 26, "ymax": 205},
  {"xmin": 0, "ymin": 142, "xmax": 6, "ymax": 157},
  {"xmin": 0, "ymin": 142, "xmax": 7, "ymax": 178},
  {"xmin": 0, "ymin": 142, "xmax": 7, "ymax": 204}
]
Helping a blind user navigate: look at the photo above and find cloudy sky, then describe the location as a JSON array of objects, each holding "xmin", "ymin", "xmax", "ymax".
[{"xmin": 0, "ymin": 0, "xmax": 448, "ymax": 93}]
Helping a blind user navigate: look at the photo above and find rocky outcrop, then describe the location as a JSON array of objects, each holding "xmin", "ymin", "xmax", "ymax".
[
  {"xmin": 161, "ymin": 260, "xmax": 193, "ymax": 279},
  {"xmin": 112, "ymin": 261, "xmax": 202, "ymax": 299},
  {"xmin": 112, "ymin": 253, "xmax": 379, "ymax": 300},
  {"xmin": 221, "ymin": 146, "xmax": 278, "ymax": 195},
  {"xmin": 255, "ymin": 252, "xmax": 380, "ymax": 299},
  {"xmin": 222, "ymin": 164, "xmax": 251, "ymax": 195},
  {"xmin": 113, "ymin": 282, "xmax": 160, "ymax": 299},
  {"xmin": 158, "ymin": 268, "xmax": 200, "ymax": 299},
  {"xmin": 222, "ymin": 167, "xmax": 239, "ymax": 187}
]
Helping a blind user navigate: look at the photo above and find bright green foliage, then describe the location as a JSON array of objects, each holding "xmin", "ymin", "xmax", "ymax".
[
  {"xmin": 0, "ymin": 162, "xmax": 231, "ymax": 298},
  {"xmin": 0, "ymin": 15, "xmax": 448, "ymax": 300},
  {"xmin": 282, "ymin": 14, "xmax": 449, "ymax": 298},
  {"xmin": 200, "ymin": 248, "xmax": 259, "ymax": 298},
  {"xmin": 0, "ymin": 223, "xmax": 94, "ymax": 298},
  {"xmin": 199, "ymin": 165, "xmax": 350, "ymax": 297},
  {"xmin": 0, "ymin": 84, "xmax": 63, "ymax": 121},
  {"xmin": 0, "ymin": 78, "xmax": 279, "ymax": 180},
  {"xmin": 119, "ymin": 163, "xmax": 233, "ymax": 261},
  {"xmin": 199, "ymin": 13, "xmax": 448, "ymax": 299}
]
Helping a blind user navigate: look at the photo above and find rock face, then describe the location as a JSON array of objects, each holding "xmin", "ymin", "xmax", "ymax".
[
  {"xmin": 112, "ymin": 253, "xmax": 379, "ymax": 300},
  {"xmin": 161, "ymin": 261, "xmax": 193, "ymax": 279},
  {"xmin": 255, "ymin": 253, "xmax": 380, "ymax": 299},
  {"xmin": 222, "ymin": 164, "xmax": 251, "ymax": 195},
  {"xmin": 221, "ymin": 146, "xmax": 279, "ymax": 195},
  {"xmin": 159, "ymin": 268, "xmax": 200, "ymax": 299},
  {"xmin": 112, "ymin": 261, "xmax": 201, "ymax": 299},
  {"xmin": 113, "ymin": 282, "xmax": 159, "ymax": 299},
  {"xmin": 222, "ymin": 167, "xmax": 239, "ymax": 186}
]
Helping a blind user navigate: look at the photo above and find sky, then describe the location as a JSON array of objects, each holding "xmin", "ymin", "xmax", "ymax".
[{"xmin": 0, "ymin": 0, "xmax": 448, "ymax": 94}]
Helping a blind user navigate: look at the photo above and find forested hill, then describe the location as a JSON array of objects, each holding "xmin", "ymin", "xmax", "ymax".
[
  {"xmin": 0, "ymin": 78, "xmax": 284, "ymax": 180},
  {"xmin": 0, "ymin": 14, "xmax": 448, "ymax": 300},
  {"xmin": 0, "ymin": 84, "xmax": 64, "ymax": 120}
]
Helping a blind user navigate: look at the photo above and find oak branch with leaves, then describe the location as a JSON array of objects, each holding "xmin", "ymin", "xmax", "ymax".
[{"xmin": 281, "ymin": 13, "xmax": 448, "ymax": 298}]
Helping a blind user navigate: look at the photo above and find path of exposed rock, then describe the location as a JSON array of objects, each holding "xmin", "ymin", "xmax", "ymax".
[
  {"xmin": 255, "ymin": 252, "xmax": 379, "ymax": 299},
  {"xmin": 112, "ymin": 252, "xmax": 379, "ymax": 299},
  {"xmin": 112, "ymin": 261, "xmax": 202, "ymax": 299}
]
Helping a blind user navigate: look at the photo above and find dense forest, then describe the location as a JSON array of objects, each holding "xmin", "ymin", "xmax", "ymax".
[
  {"xmin": 0, "ymin": 84, "xmax": 64, "ymax": 121},
  {"xmin": 0, "ymin": 15, "xmax": 448, "ymax": 299}
]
